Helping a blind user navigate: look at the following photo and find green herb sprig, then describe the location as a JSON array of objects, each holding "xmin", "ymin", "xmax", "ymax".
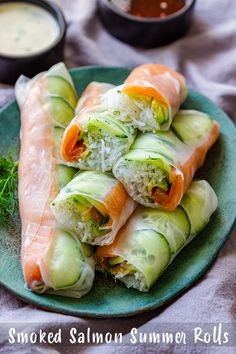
[{"xmin": 0, "ymin": 154, "xmax": 18, "ymax": 226}]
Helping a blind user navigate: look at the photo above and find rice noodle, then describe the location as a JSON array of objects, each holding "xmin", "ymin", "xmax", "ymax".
[
  {"xmin": 118, "ymin": 270, "xmax": 147, "ymax": 292},
  {"xmin": 51, "ymin": 199, "xmax": 111, "ymax": 244},
  {"xmin": 113, "ymin": 160, "xmax": 168, "ymax": 207},
  {"xmin": 78, "ymin": 130, "xmax": 133, "ymax": 172},
  {"xmin": 100, "ymin": 262, "xmax": 148, "ymax": 292},
  {"xmin": 102, "ymin": 85, "xmax": 164, "ymax": 132}
]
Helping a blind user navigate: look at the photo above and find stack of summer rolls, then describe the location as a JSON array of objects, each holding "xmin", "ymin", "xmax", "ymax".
[{"xmin": 16, "ymin": 63, "xmax": 220, "ymax": 297}]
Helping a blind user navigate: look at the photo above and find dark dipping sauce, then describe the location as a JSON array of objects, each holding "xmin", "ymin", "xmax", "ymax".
[{"xmin": 130, "ymin": 0, "xmax": 186, "ymax": 18}]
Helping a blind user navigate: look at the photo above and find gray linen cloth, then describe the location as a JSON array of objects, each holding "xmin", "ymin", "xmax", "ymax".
[{"xmin": 0, "ymin": 0, "xmax": 236, "ymax": 353}]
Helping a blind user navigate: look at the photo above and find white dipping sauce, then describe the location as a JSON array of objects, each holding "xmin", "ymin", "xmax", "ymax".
[{"xmin": 0, "ymin": 2, "xmax": 60, "ymax": 56}]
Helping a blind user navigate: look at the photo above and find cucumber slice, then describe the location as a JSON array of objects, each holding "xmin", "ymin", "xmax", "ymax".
[
  {"xmin": 131, "ymin": 132, "xmax": 178, "ymax": 163},
  {"xmin": 45, "ymin": 76, "xmax": 78, "ymax": 109},
  {"xmin": 132, "ymin": 131, "xmax": 178, "ymax": 150},
  {"xmin": 138, "ymin": 206, "xmax": 190, "ymax": 253},
  {"xmin": 172, "ymin": 110, "xmax": 213, "ymax": 145},
  {"xmin": 47, "ymin": 229, "xmax": 84, "ymax": 289},
  {"xmin": 87, "ymin": 116, "xmax": 128, "ymax": 138},
  {"xmin": 65, "ymin": 171, "xmax": 116, "ymax": 200},
  {"xmin": 121, "ymin": 149, "xmax": 172, "ymax": 173},
  {"xmin": 71, "ymin": 195, "xmax": 92, "ymax": 208},
  {"xmin": 125, "ymin": 229, "xmax": 171, "ymax": 290},
  {"xmin": 44, "ymin": 95, "xmax": 75, "ymax": 128},
  {"xmin": 56, "ymin": 164, "xmax": 77, "ymax": 189},
  {"xmin": 46, "ymin": 62, "xmax": 75, "ymax": 88},
  {"xmin": 108, "ymin": 256, "xmax": 125, "ymax": 266},
  {"xmin": 180, "ymin": 180, "xmax": 218, "ymax": 235}
]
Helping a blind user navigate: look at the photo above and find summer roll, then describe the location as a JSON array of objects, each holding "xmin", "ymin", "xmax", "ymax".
[
  {"xmin": 96, "ymin": 180, "xmax": 218, "ymax": 292},
  {"xmin": 51, "ymin": 171, "xmax": 137, "ymax": 246},
  {"xmin": 61, "ymin": 82, "xmax": 137, "ymax": 172},
  {"xmin": 102, "ymin": 64, "xmax": 187, "ymax": 132},
  {"xmin": 113, "ymin": 110, "xmax": 220, "ymax": 210},
  {"xmin": 16, "ymin": 64, "xmax": 95, "ymax": 298}
]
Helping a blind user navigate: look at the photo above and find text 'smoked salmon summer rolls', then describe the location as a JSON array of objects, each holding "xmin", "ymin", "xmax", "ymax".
[
  {"xmin": 61, "ymin": 82, "xmax": 137, "ymax": 172},
  {"xmin": 96, "ymin": 180, "xmax": 218, "ymax": 292},
  {"xmin": 102, "ymin": 64, "xmax": 188, "ymax": 132},
  {"xmin": 51, "ymin": 171, "xmax": 137, "ymax": 246},
  {"xmin": 113, "ymin": 110, "xmax": 220, "ymax": 210},
  {"xmin": 16, "ymin": 63, "xmax": 95, "ymax": 298}
]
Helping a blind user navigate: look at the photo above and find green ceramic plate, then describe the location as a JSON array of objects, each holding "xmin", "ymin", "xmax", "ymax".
[{"xmin": 0, "ymin": 66, "xmax": 236, "ymax": 318}]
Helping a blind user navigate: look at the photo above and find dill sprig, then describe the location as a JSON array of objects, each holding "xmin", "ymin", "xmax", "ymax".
[{"xmin": 0, "ymin": 154, "xmax": 18, "ymax": 226}]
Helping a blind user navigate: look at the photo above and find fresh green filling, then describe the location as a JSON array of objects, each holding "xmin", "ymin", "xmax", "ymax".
[
  {"xmin": 102, "ymin": 86, "xmax": 170, "ymax": 132},
  {"xmin": 86, "ymin": 218, "xmax": 110, "ymax": 237},
  {"xmin": 113, "ymin": 159, "xmax": 170, "ymax": 206},
  {"xmin": 151, "ymin": 99, "xmax": 169, "ymax": 125},
  {"xmin": 77, "ymin": 130, "xmax": 134, "ymax": 172},
  {"xmin": 101, "ymin": 257, "xmax": 148, "ymax": 292},
  {"xmin": 105, "ymin": 258, "xmax": 136, "ymax": 275},
  {"xmin": 81, "ymin": 243, "xmax": 93, "ymax": 258},
  {"xmin": 148, "ymin": 177, "xmax": 170, "ymax": 193},
  {"xmin": 51, "ymin": 195, "xmax": 111, "ymax": 242},
  {"xmin": 87, "ymin": 115, "xmax": 131, "ymax": 138},
  {"xmin": 127, "ymin": 94, "xmax": 169, "ymax": 127},
  {"xmin": 108, "ymin": 256, "xmax": 125, "ymax": 266}
]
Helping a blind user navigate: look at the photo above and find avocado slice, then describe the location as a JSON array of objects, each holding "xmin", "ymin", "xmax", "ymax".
[
  {"xmin": 81, "ymin": 243, "xmax": 93, "ymax": 257},
  {"xmin": 151, "ymin": 100, "xmax": 169, "ymax": 125},
  {"xmin": 108, "ymin": 256, "xmax": 125, "ymax": 266}
]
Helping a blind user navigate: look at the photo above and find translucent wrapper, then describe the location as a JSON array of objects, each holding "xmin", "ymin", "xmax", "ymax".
[
  {"xmin": 102, "ymin": 64, "xmax": 188, "ymax": 132},
  {"xmin": 113, "ymin": 110, "xmax": 220, "ymax": 210},
  {"xmin": 61, "ymin": 82, "xmax": 137, "ymax": 172},
  {"xmin": 51, "ymin": 171, "xmax": 137, "ymax": 246},
  {"xmin": 180, "ymin": 180, "xmax": 218, "ymax": 235},
  {"xmin": 96, "ymin": 180, "xmax": 218, "ymax": 292},
  {"xmin": 16, "ymin": 63, "xmax": 95, "ymax": 298}
]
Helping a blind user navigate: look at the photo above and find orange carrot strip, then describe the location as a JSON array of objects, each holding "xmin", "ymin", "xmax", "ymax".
[
  {"xmin": 61, "ymin": 123, "xmax": 85, "ymax": 161},
  {"xmin": 61, "ymin": 82, "xmax": 109, "ymax": 162}
]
